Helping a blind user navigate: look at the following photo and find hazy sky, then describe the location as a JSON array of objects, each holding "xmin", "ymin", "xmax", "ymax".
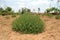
[{"xmin": 0, "ymin": 0, "xmax": 60, "ymax": 12}]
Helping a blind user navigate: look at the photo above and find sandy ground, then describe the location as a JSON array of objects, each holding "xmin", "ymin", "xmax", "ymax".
[{"xmin": 0, "ymin": 15, "xmax": 60, "ymax": 40}]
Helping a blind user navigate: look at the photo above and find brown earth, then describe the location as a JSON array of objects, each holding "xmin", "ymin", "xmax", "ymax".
[{"xmin": 0, "ymin": 15, "xmax": 60, "ymax": 40}]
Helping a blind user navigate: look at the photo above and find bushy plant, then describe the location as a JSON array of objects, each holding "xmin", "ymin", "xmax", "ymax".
[
  {"xmin": 55, "ymin": 15, "xmax": 60, "ymax": 19},
  {"xmin": 12, "ymin": 13, "xmax": 44, "ymax": 34}
]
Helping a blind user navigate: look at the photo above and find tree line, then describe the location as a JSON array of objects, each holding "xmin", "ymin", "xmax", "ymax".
[{"xmin": 0, "ymin": 6, "xmax": 60, "ymax": 16}]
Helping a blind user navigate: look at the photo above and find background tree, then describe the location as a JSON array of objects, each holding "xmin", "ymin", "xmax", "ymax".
[
  {"xmin": 21, "ymin": 8, "xmax": 26, "ymax": 14},
  {"xmin": 5, "ymin": 7, "xmax": 12, "ymax": 12},
  {"xmin": 5, "ymin": 7, "xmax": 12, "ymax": 15},
  {"xmin": 0, "ymin": 7, "xmax": 3, "ymax": 12},
  {"xmin": 46, "ymin": 7, "xmax": 60, "ymax": 14},
  {"xmin": 18, "ymin": 9, "xmax": 20, "ymax": 13},
  {"xmin": 33, "ymin": 9, "xmax": 35, "ymax": 12},
  {"xmin": 21, "ymin": 8, "xmax": 31, "ymax": 14},
  {"xmin": 0, "ymin": 7, "xmax": 3, "ymax": 15},
  {"xmin": 27, "ymin": 9, "xmax": 31, "ymax": 12},
  {"xmin": 57, "ymin": 0, "xmax": 60, "ymax": 9},
  {"xmin": 38, "ymin": 8, "xmax": 40, "ymax": 14}
]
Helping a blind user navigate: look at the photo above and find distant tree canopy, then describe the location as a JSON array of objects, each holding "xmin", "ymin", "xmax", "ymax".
[
  {"xmin": 0, "ymin": 7, "xmax": 3, "ymax": 12},
  {"xmin": 38, "ymin": 8, "xmax": 40, "ymax": 13},
  {"xmin": 46, "ymin": 7, "xmax": 60, "ymax": 13},
  {"xmin": 5, "ymin": 7, "xmax": 12, "ymax": 12},
  {"xmin": 21, "ymin": 8, "xmax": 31, "ymax": 14},
  {"xmin": 0, "ymin": 7, "xmax": 14, "ymax": 15}
]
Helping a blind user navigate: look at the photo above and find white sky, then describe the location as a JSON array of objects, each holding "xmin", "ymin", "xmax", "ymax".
[{"xmin": 0, "ymin": 0, "xmax": 60, "ymax": 12}]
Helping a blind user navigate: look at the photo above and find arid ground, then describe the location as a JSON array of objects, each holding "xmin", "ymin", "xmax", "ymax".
[{"xmin": 0, "ymin": 15, "xmax": 60, "ymax": 40}]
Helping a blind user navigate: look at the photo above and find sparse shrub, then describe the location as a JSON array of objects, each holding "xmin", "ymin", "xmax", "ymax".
[
  {"xmin": 12, "ymin": 13, "xmax": 44, "ymax": 34},
  {"xmin": 55, "ymin": 15, "xmax": 60, "ymax": 19},
  {"xmin": 5, "ymin": 16, "xmax": 10, "ymax": 19},
  {"xmin": 1, "ymin": 10, "xmax": 7, "ymax": 16},
  {"xmin": 12, "ymin": 14, "xmax": 16, "ymax": 17},
  {"xmin": 46, "ymin": 13, "xmax": 53, "ymax": 18}
]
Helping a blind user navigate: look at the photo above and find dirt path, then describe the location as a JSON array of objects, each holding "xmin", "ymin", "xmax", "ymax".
[{"xmin": 0, "ymin": 15, "xmax": 60, "ymax": 40}]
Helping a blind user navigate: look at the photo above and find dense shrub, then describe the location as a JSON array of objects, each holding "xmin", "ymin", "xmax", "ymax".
[
  {"xmin": 12, "ymin": 13, "xmax": 44, "ymax": 34},
  {"xmin": 55, "ymin": 15, "xmax": 60, "ymax": 19}
]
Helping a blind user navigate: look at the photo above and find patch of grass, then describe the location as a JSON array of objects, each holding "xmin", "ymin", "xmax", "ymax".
[
  {"xmin": 12, "ymin": 13, "xmax": 44, "ymax": 34},
  {"xmin": 55, "ymin": 14, "xmax": 60, "ymax": 19}
]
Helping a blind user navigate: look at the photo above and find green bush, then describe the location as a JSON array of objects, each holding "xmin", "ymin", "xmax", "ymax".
[
  {"xmin": 55, "ymin": 15, "xmax": 60, "ymax": 19},
  {"xmin": 12, "ymin": 13, "xmax": 44, "ymax": 34}
]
